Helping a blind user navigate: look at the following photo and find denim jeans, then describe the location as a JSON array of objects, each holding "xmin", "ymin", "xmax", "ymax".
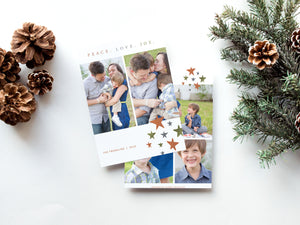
[
  {"xmin": 137, "ymin": 115, "xmax": 150, "ymax": 126},
  {"xmin": 182, "ymin": 124, "xmax": 208, "ymax": 135},
  {"xmin": 92, "ymin": 119, "xmax": 111, "ymax": 135}
]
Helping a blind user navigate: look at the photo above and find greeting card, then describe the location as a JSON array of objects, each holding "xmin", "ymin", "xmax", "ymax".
[
  {"xmin": 78, "ymin": 41, "xmax": 186, "ymax": 167},
  {"xmin": 124, "ymin": 66, "xmax": 214, "ymax": 188}
]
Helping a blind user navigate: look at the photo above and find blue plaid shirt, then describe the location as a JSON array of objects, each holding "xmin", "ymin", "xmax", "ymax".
[
  {"xmin": 159, "ymin": 83, "xmax": 179, "ymax": 116},
  {"xmin": 175, "ymin": 163, "xmax": 212, "ymax": 183},
  {"xmin": 124, "ymin": 162, "xmax": 160, "ymax": 183}
]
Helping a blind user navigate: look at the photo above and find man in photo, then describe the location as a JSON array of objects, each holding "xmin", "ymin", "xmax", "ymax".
[
  {"xmin": 83, "ymin": 61, "xmax": 111, "ymax": 134},
  {"xmin": 129, "ymin": 53, "xmax": 160, "ymax": 125}
]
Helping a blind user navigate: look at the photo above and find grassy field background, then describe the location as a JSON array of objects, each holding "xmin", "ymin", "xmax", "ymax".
[
  {"xmin": 123, "ymin": 47, "xmax": 166, "ymax": 67},
  {"xmin": 178, "ymin": 100, "xmax": 213, "ymax": 134}
]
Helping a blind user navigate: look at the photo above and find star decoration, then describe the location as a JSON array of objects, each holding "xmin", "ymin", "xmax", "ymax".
[
  {"xmin": 161, "ymin": 151, "xmax": 165, "ymax": 155},
  {"xmin": 197, "ymin": 72, "xmax": 200, "ymax": 75},
  {"xmin": 150, "ymin": 116, "xmax": 164, "ymax": 129},
  {"xmin": 148, "ymin": 131, "xmax": 156, "ymax": 139},
  {"xmin": 167, "ymin": 121, "xmax": 172, "ymax": 126},
  {"xmin": 167, "ymin": 138, "xmax": 179, "ymax": 150},
  {"xmin": 173, "ymin": 125, "xmax": 183, "ymax": 137},
  {"xmin": 146, "ymin": 142, "xmax": 152, "ymax": 148},
  {"xmin": 187, "ymin": 67, "xmax": 195, "ymax": 75},
  {"xmin": 158, "ymin": 143, "xmax": 163, "ymax": 147},
  {"xmin": 194, "ymin": 83, "xmax": 200, "ymax": 89},
  {"xmin": 184, "ymin": 75, "xmax": 188, "ymax": 80},
  {"xmin": 191, "ymin": 77, "xmax": 196, "ymax": 81},
  {"xmin": 200, "ymin": 75, "xmax": 206, "ymax": 82},
  {"xmin": 182, "ymin": 82, "xmax": 185, "ymax": 85},
  {"xmin": 161, "ymin": 132, "xmax": 168, "ymax": 138}
]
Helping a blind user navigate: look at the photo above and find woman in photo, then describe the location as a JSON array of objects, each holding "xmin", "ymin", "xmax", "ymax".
[{"xmin": 105, "ymin": 64, "xmax": 130, "ymax": 130}]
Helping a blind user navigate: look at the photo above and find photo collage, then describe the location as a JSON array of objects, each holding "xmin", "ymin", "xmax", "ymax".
[{"xmin": 79, "ymin": 41, "xmax": 213, "ymax": 188}]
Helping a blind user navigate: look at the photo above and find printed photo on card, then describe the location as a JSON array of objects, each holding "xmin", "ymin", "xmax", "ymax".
[
  {"xmin": 124, "ymin": 66, "xmax": 213, "ymax": 188},
  {"xmin": 78, "ymin": 41, "xmax": 185, "ymax": 167}
]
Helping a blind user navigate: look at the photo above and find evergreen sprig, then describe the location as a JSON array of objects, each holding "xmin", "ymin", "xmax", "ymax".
[{"xmin": 210, "ymin": 0, "xmax": 300, "ymax": 167}]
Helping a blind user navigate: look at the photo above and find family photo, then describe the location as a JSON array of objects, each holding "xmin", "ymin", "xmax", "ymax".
[
  {"xmin": 124, "ymin": 138, "xmax": 213, "ymax": 185},
  {"xmin": 80, "ymin": 57, "xmax": 136, "ymax": 135},
  {"xmin": 124, "ymin": 48, "xmax": 181, "ymax": 184},
  {"xmin": 175, "ymin": 84, "xmax": 213, "ymax": 139},
  {"xmin": 174, "ymin": 139, "xmax": 212, "ymax": 184}
]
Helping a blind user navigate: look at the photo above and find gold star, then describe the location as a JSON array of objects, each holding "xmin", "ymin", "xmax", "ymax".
[
  {"xmin": 146, "ymin": 142, "xmax": 152, "ymax": 148},
  {"xmin": 187, "ymin": 67, "xmax": 195, "ymax": 75},
  {"xmin": 150, "ymin": 116, "xmax": 165, "ymax": 130},
  {"xmin": 200, "ymin": 75, "xmax": 206, "ymax": 82},
  {"xmin": 173, "ymin": 125, "xmax": 183, "ymax": 137},
  {"xmin": 148, "ymin": 131, "xmax": 156, "ymax": 139},
  {"xmin": 167, "ymin": 138, "xmax": 179, "ymax": 150},
  {"xmin": 194, "ymin": 83, "xmax": 200, "ymax": 89}
]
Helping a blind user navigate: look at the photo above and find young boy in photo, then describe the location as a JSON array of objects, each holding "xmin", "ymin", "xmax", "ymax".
[
  {"xmin": 175, "ymin": 139, "xmax": 212, "ymax": 183},
  {"xmin": 124, "ymin": 158, "xmax": 160, "ymax": 183},
  {"xmin": 182, "ymin": 103, "xmax": 208, "ymax": 135},
  {"xmin": 149, "ymin": 74, "xmax": 179, "ymax": 121}
]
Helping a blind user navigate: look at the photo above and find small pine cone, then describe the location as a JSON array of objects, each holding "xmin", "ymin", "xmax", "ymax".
[
  {"xmin": 291, "ymin": 28, "xmax": 300, "ymax": 53},
  {"xmin": 0, "ymin": 83, "xmax": 36, "ymax": 126},
  {"xmin": 27, "ymin": 70, "xmax": 54, "ymax": 95},
  {"xmin": 0, "ymin": 48, "xmax": 21, "ymax": 89},
  {"xmin": 11, "ymin": 22, "xmax": 56, "ymax": 69},
  {"xmin": 248, "ymin": 40, "xmax": 279, "ymax": 70},
  {"xmin": 295, "ymin": 113, "xmax": 300, "ymax": 134}
]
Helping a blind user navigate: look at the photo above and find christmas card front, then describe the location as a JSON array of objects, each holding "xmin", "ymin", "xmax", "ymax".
[{"xmin": 78, "ymin": 41, "xmax": 186, "ymax": 167}]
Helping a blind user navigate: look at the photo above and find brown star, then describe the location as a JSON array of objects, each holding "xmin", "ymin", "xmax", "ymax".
[
  {"xmin": 146, "ymin": 142, "xmax": 152, "ymax": 148},
  {"xmin": 167, "ymin": 138, "xmax": 179, "ymax": 150},
  {"xmin": 187, "ymin": 67, "xmax": 195, "ymax": 75},
  {"xmin": 150, "ymin": 116, "xmax": 165, "ymax": 129},
  {"xmin": 194, "ymin": 82, "xmax": 200, "ymax": 89}
]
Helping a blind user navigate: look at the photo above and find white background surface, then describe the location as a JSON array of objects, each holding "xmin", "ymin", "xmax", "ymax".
[{"xmin": 1, "ymin": 0, "xmax": 300, "ymax": 225}]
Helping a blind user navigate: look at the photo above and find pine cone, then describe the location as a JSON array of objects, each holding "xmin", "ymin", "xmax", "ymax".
[
  {"xmin": 10, "ymin": 22, "xmax": 56, "ymax": 69},
  {"xmin": 295, "ymin": 112, "xmax": 300, "ymax": 134},
  {"xmin": 248, "ymin": 40, "xmax": 279, "ymax": 70},
  {"xmin": 27, "ymin": 70, "xmax": 54, "ymax": 95},
  {"xmin": 291, "ymin": 28, "xmax": 300, "ymax": 53},
  {"xmin": 0, "ymin": 48, "xmax": 21, "ymax": 89},
  {"xmin": 0, "ymin": 83, "xmax": 36, "ymax": 125}
]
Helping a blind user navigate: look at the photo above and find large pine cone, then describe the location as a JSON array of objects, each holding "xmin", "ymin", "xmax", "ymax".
[
  {"xmin": 27, "ymin": 70, "xmax": 54, "ymax": 95},
  {"xmin": 11, "ymin": 22, "xmax": 56, "ymax": 69},
  {"xmin": 291, "ymin": 28, "xmax": 300, "ymax": 53},
  {"xmin": 0, "ymin": 83, "xmax": 36, "ymax": 125},
  {"xmin": 248, "ymin": 40, "xmax": 279, "ymax": 70},
  {"xmin": 0, "ymin": 48, "xmax": 21, "ymax": 89}
]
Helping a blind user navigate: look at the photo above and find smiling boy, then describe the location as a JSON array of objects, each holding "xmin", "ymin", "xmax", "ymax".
[{"xmin": 175, "ymin": 139, "xmax": 212, "ymax": 183}]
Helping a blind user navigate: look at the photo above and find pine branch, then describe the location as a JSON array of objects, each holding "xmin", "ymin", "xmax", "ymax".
[
  {"xmin": 257, "ymin": 139, "xmax": 300, "ymax": 168},
  {"xmin": 248, "ymin": 0, "xmax": 270, "ymax": 26},
  {"xmin": 270, "ymin": 0, "xmax": 284, "ymax": 25},
  {"xmin": 210, "ymin": 0, "xmax": 300, "ymax": 167},
  {"xmin": 227, "ymin": 68, "xmax": 266, "ymax": 88}
]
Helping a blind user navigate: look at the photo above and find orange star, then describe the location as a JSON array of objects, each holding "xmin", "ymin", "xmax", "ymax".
[
  {"xmin": 194, "ymin": 82, "xmax": 200, "ymax": 89},
  {"xmin": 146, "ymin": 142, "xmax": 152, "ymax": 148},
  {"xmin": 187, "ymin": 67, "xmax": 195, "ymax": 75},
  {"xmin": 182, "ymin": 82, "xmax": 185, "ymax": 85},
  {"xmin": 167, "ymin": 138, "xmax": 179, "ymax": 150},
  {"xmin": 150, "ymin": 116, "xmax": 165, "ymax": 130}
]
